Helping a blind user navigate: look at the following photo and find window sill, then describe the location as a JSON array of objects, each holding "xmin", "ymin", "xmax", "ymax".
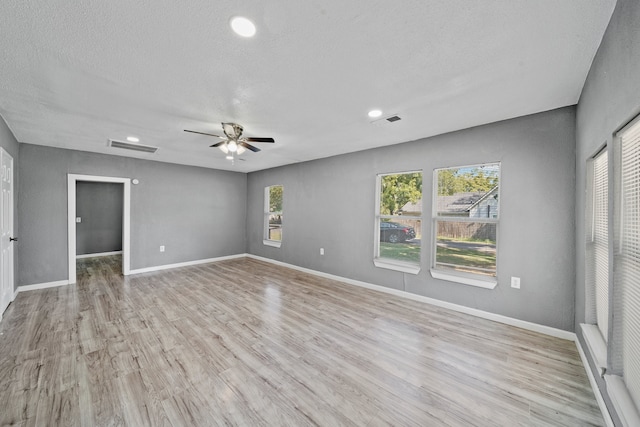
[
  {"xmin": 374, "ymin": 259, "xmax": 421, "ymax": 275},
  {"xmin": 605, "ymin": 374, "xmax": 640, "ymax": 426},
  {"xmin": 263, "ymin": 240, "xmax": 282, "ymax": 248},
  {"xmin": 430, "ymin": 269, "xmax": 497, "ymax": 289},
  {"xmin": 580, "ymin": 323, "xmax": 608, "ymax": 372}
]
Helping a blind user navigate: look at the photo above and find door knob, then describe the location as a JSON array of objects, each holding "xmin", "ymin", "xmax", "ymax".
[{"xmin": 9, "ymin": 237, "xmax": 17, "ymax": 242}]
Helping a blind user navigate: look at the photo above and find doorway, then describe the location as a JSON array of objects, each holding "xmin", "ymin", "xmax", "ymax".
[
  {"xmin": 67, "ymin": 174, "xmax": 131, "ymax": 284},
  {"xmin": 0, "ymin": 148, "xmax": 15, "ymax": 318}
]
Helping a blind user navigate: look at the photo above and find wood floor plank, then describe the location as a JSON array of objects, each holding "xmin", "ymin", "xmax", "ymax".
[{"xmin": 0, "ymin": 255, "xmax": 604, "ymax": 426}]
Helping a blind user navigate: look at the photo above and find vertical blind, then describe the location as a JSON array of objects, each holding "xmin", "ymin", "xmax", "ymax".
[
  {"xmin": 618, "ymin": 117, "xmax": 640, "ymax": 410},
  {"xmin": 591, "ymin": 149, "xmax": 609, "ymax": 342}
]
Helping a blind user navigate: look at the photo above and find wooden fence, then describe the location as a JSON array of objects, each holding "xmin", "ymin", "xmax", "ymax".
[{"xmin": 437, "ymin": 221, "xmax": 495, "ymax": 241}]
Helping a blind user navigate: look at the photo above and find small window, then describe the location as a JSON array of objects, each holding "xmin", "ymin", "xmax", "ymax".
[
  {"xmin": 431, "ymin": 163, "xmax": 499, "ymax": 288},
  {"xmin": 374, "ymin": 171, "xmax": 422, "ymax": 274},
  {"xmin": 264, "ymin": 185, "xmax": 283, "ymax": 247}
]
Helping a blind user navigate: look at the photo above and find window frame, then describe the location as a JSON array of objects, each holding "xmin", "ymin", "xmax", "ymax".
[
  {"xmin": 604, "ymin": 113, "xmax": 640, "ymax": 425},
  {"xmin": 581, "ymin": 145, "xmax": 609, "ymax": 372},
  {"xmin": 263, "ymin": 185, "xmax": 283, "ymax": 248},
  {"xmin": 373, "ymin": 170, "xmax": 422, "ymax": 274},
  {"xmin": 430, "ymin": 162, "xmax": 500, "ymax": 289}
]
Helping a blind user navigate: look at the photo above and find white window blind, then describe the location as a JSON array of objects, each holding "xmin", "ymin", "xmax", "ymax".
[
  {"xmin": 617, "ymin": 116, "xmax": 640, "ymax": 412},
  {"xmin": 589, "ymin": 148, "xmax": 609, "ymax": 342}
]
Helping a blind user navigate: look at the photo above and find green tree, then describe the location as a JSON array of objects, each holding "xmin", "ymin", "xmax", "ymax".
[
  {"xmin": 438, "ymin": 168, "xmax": 498, "ymax": 195},
  {"xmin": 269, "ymin": 185, "xmax": 283, "ymax": 212},
  {"xmin": 381, "ymin": 173, "xmax": 422, "ymax": 215},
  {"xmin": 437, "ymin": 168, "xmax": 462, "ymax": 195}
]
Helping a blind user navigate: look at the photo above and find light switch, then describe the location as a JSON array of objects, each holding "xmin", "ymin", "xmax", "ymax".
[{"xmin": 76, "ymin": 217, "xmax": 81, "ymax": 223}]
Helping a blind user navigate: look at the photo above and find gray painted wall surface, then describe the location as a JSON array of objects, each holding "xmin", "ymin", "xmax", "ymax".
[
  {"xmin": 0, "ymin": 116, "xmax": 19, "ymax": 291},
  {"xmin": 247, "ymin": 107, "xmax": 576, "ymax": 331},
  {"xmin": 17, "ymin": 144, "xmax": 247, "ymax": 286},
  {"xmin": 575, "ymin": 0, "xmax": 640, "ymax": 424},
  {"xmin": 575, "ymin": 0, "xmax": 640, "ymax": 328},
  {"xmin": 76, "ymin": 182, "xmax": 123, "ymax": 255}
]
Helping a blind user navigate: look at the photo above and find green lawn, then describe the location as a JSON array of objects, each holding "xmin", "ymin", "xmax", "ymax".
[
  {"xmin": 379, "ymin": 240, "xmax": 495, "ymax": 272},
  {"xmin": 380, "ymin": 242, "xmax": 420, "ymax": 263},
  {"xmin": 435, "ymin": 246, "xmax": 495, "ymax": 269}
]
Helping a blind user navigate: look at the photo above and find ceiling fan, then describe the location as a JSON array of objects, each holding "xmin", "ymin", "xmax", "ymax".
[{"xmin": 184, "ymin": 122, "xmax": 274, "ymax": 156}]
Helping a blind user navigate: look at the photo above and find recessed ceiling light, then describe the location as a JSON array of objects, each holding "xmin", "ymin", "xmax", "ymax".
[
  {"xmin": 230, "ymin": 17, "xmax": 256, "ymax": 37},
  {"xmin": 368, "ymin": 110, "xmax": 383, "ymax": 118},
  {"xmin": 126, "ymin": 136, "xmax": 139, "ymax": 143}
]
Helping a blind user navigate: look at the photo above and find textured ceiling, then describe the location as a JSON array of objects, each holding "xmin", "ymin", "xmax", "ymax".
[{"xmin": 0, "ymin": 1, "xmax": 616, "ymax": 172}]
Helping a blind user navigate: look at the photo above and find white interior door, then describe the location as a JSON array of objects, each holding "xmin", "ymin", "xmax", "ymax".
[{"xmin": 0, "ymin": 148, "xmax": 14, "ymax": 317}]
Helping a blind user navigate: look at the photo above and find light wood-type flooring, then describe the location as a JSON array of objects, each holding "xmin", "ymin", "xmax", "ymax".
[{"xmin": 0, "ymin": 256, "xmax": 604, "ymax": 426}]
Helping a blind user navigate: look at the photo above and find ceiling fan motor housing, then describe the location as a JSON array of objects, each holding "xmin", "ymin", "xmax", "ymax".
[{"xmin": 222, "ymin": 122, "xmax": 243, "ymax": 139}]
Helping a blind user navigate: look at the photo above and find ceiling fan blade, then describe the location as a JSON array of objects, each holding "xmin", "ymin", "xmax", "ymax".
[
  {"xmin": 184, "ymin": 130, "xmax": 223, "ymax": 138},
  {"xmin": 244, "ymin": 137, "xmax": 275, "ymax": 143},
  {"xmin": 209, "ymin": 141, "xmax": 226, "ymax": 148},
  {"xmin": 240, "ymin": 142, "xmax": 261, "ymax": 152}
]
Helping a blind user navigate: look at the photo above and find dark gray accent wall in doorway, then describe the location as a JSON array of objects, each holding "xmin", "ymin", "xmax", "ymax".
[
  {"xmin": 247, "ymin": 107, "xmax": 576, "ymax": 331},
  {"xmin": 17, "ymin": 145, "xmax": 247, "ymax": 286},
  {"xmin": 76, "ymin": 182, "xmax": 124, "ymax": 255}
]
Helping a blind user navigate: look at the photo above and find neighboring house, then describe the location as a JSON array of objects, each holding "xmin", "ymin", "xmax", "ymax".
[
  {"xmin": 399, "ymin": 186, "xmax": 498, "ymax": 218},
  {"xmin": 467, "ymin": 186, "xmax": 499, "ymax": 219}
]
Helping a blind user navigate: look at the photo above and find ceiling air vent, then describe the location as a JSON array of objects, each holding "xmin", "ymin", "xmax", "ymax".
[
  {"xmin": 370, "ymin": 114, "xmax": 402, "ymax": 127},
  {"xmin": 107, "ymin": 139, "xmax": 158, "ymax": 153}
]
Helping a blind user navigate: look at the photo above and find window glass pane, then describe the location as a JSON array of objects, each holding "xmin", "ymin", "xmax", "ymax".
[
  {"xmin": 436, "ymin": 165, "xmax": 499, "ymax": 218},
  {"xmin": 269, "ymin": 185, "xmax": 283, "ymax": 213},
  {"xmin": 380, "ymin": 172, "xmax": 422, "ymax": 215},
  {"xmin": 268, "ymin": 214, "xmax": 282, "ymax": 241},
  {"xmin": 435, "ymin": 221, "xmax": 496, "ymax": 276},
  {"xmin": 376, "ymin": 172, "xmax": 422, "ymax": 267},
  {"xmin": 379, "ymin": 219, "xmax": 421, "ymax": 263}
]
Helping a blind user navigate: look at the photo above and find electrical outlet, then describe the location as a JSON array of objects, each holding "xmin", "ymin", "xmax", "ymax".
[
  {"xmin": 160, "ymin": 245, "xmax": 165, "ymax": 252},
  {"xmin": 511, "ymin": 277, "xmax": 521, "ymax": 289},
  {"xmin": 320, "ymin": 248, "xmax": 324, "ymax": 255}
]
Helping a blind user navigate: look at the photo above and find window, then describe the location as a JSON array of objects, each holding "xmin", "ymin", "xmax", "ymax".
[
  {"xmin": 605, "ymin": 114, "xmax": 640, "ymax": 424},
  {"xmin": 582, "ymin": 147, "xmax": 609, "ymax": 370},
  {"xmin": 431, "ymin": 163, "xmax": 499, "ymax": 288},
  {"xmin": 374, "ymin": 171, "xmax": 422, "ymax": 274},
  {"xmin": 264, "ymin": 185, "xmax": 283, "ymax": 247}
]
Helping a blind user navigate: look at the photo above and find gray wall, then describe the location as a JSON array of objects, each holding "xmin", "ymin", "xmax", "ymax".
[
  {"xmin": 17, "ymin": 144, "xmax": 247, "ymax": 286},
  {"xmin": 247, "ymin": 107, "xmax": 577, "ymax": 331},
  {"xmin": 575, "ymin": 0, "xmax": 640, "ymax": 424},
  {"xmin": 76, "ymin": 182, "xmax": 123, "ymax": 255},
  {"xmin": 0, "ymin": 116, "xmax": 19, "ymax": 291}
]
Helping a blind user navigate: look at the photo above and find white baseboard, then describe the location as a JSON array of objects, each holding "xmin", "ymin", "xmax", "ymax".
[
  {"xmin": 129, "ymin": 253, "xmax": 246, "ymax": 275},
  {"xmin": 17, "ymin": 279, "xmax": 70, "ymax": 293},
  {"xmin": 246, "ymin": 254, "xmax": 576, "ymax": 341},
  {"xmin": 76, "ymin": 251, "xmax": 122, "ymax": 259},
  {"xmin": 575, "ymin": 337, "xmax": 615, "ymax": 427}
]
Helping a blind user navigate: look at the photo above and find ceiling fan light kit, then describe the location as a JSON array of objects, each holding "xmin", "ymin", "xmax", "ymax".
[{"xmin": 184, "ymin": 122, "xmax": 274, "ymax": 161}]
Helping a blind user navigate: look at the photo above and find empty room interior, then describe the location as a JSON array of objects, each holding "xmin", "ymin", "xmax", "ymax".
[{"xmin": 1, "ymin": 1, "xmax": 640, "ymax": 426}]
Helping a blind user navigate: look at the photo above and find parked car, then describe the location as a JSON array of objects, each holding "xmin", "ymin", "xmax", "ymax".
[{"xmin": 380, "ymin": 222, "xmax": 416, "ymax": 243}]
